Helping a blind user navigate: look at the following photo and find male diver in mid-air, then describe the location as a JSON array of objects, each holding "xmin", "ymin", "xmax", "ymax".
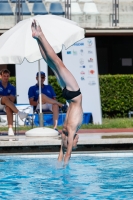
[{"xmin": 31, "ymin": 20, "xmax": 83, "ymax": 166}]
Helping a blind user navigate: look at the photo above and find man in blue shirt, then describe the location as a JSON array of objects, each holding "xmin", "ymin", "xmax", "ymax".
[
  {"xmin": 28, "ymin": 71, "xmax": 67, "ymax": 131},
  {"xmin": 0, "ymin": 69, "xmax": 28, "ymax": 136}
]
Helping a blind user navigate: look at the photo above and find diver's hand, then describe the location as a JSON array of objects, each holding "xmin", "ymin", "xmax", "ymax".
[
  {"xmin": 58, "ymin": 141, "xmax": 64, "ymax": 162},
  {"xmin": 31, "ymin": 19, "xmax": 43, "ymax": 40},
  {"xmin": 63, "ymin": 153, "xmax": 70, "ymax": 167}
]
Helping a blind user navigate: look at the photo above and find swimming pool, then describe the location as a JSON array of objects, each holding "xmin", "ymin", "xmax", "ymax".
[{"xmin": 0, "ymin": 154, "xmax": 133, "ymax": 199}]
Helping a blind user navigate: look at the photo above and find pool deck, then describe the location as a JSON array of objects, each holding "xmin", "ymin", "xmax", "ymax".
[{"xmin": 0, "ymin": 129, "xmax": 133, "ymax": 147}]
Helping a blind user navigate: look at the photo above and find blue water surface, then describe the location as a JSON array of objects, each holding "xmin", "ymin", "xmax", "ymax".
[{"xmin": 0, "ymin": 155, "xmax": 133, "ymax": 200}]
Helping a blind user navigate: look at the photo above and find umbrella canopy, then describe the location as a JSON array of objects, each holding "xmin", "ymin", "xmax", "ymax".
[{"xmin": 0, "ymin": 15, "xmax": 84, "ymax": 64}]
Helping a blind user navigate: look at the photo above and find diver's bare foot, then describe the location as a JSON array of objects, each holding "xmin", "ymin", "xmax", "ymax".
[{"xmin": 31, "ymin": 20, "xmax": 43, "ymax": 39}]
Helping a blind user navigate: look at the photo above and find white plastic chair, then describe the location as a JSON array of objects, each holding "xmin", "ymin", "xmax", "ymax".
[
  {"xmin": 45, "ymin": 0, "xmax": 59, "ymax": 3},
  {"xmin": 83, "ymin": 2, "xmax": 99, "ymax": 14},
  {"xmin": 78, "ymin": 0, "xmax": 93, "ymax": 3},
  {"xmin": 71, "ymin": 2, "xmax": 82, "ymax": 14},
  {"xmin": 83, "ymin": 2, "xmax": 99, "ymax": 27},
  {"xmin": 62, "ymin": 0, "xmax": 77, "ymax": 2}
]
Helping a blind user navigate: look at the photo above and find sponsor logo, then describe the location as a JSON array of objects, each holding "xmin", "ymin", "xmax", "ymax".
[
  {"xmin": 80, "ymin": 71, "xmax": 85, "ymax": 75},
  {"xmin": 80, "ymin": 65, "xmax": 86, "ymax": 68},
  {"xmin": 89, "ymin": 65, "xmax": 93, "ymax": 68},
  {"xmin": 88, "ymin": 58, "xmax": 93, "ymax": 62},
  {"xmin": 88, "ymin": 81, "xmax": 96, "ymax": 85},
  {"xmin": 36, "ymin": 90, "xmax": 39, "ymax": 94},
  {"xmin": 73, "ymin": 42, "xmax": 84, "ymax": 46},
  {"xmin": 87, "ymin": 76, "xmax": 96, "ymax": 78},
  {"xmin": 81, "ymin": 76, "xmax": 85, "ymax": 80},
  {"xmin": 79, "ymin": 58, "xmax": 84, "ymax": 65},
  {"xmin": 8, "ymin": 90, "xmax": 11, "ymax": 93},
  {"xmin": 80, "ymin": 49, "xmax": 84, "ymax": 56},
  {"xmin": 88, "ymin": 50, "xmax": 93, "ymax": 54},
  {"xmin": 89, "ymin": 69, "xmax": 95, "ymax": 75},
  {"xmin": 89, "ymin": 70, "xmax": 95, "ymax": 74},
  {"xmin": 0, "ymin": 87, "xmax": 3, "ymax": 92},
  {"xmin": 87, "ymin": 39, "xmax": 93, "ymax": 47},
  {"xmin": 67, "ymin": 51, "xmax": 71, "ymax": 54},
  {"xmin": 73, "ymin": 50, "xmax": 77, "ymax": 55}
]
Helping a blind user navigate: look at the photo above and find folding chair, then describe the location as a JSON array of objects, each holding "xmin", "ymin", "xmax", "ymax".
[
  {"xmin": 15, "ymin": 104, "xmax": 34, "ymax": 128},
  {"xmin": 34, "ymin": 107, "xmax": 65, "ymax": 127},
  {"xmin": 33, "ymin": 108, "xmax": 53, "ymax": 127}
]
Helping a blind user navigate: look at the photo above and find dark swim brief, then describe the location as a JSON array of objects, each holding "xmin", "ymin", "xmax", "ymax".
[{"xmin": 62, "ymin": 87, "xmax": 81, "ymax": 100}]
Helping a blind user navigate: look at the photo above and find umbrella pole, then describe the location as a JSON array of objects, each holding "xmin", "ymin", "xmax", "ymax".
[{"xmin": 38, "ymin": 60, "xmax": 44, "ymax": 127}]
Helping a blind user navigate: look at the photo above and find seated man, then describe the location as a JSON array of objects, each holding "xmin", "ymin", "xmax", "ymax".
[
  {"xmin": 28, "ymin": 71, "xmax": 67, "ymax": 131},
  {"xmin": 0, "ymin": 69, "xmax": 28, "ymax": 136}
]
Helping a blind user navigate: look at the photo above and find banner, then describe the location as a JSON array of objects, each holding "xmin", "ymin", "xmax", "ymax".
[
  {"xmin": 62, "ymin": 38, "xmax": 102, "ymax": 124},
  {"xmin": 16, "ymin": 59, "xmax": 48, "ymax": 104}
]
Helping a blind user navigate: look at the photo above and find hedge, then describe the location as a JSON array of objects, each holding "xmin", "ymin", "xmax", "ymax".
[
  {"xmin": 48, "ymin": 76, "xmax": 66, "ymax": 104},
  {"xmin": 9, "ymin": 77, "xmax": 16, "ymax": 87},
  {"xmin": 100, "ymin": 75, "xmax": 133, "ymax": 117},
  {"xmin": 9, "ymin": 75, "xmax": 133, "ymax": 117}
]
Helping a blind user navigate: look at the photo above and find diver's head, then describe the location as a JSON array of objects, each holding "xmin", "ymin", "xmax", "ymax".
[{"xmin": 62, "ymin": 132, "xmax": 79, "ymax": 150}]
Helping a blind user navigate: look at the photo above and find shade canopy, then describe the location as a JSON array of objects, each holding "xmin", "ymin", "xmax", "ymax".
[{"xmin": 0, "ymin": 15, "xmax": 84, "ymax": 64}]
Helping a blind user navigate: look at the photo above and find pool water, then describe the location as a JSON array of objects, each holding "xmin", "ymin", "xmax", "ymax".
[{"xmin": 0, "ymin": 155, "xmax": 133, "ymax": 200}]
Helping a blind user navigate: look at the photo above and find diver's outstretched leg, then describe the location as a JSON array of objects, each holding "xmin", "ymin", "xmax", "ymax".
[{"xmin": 31, "ymin": 20, "xmax": 79, "ymax": 91}]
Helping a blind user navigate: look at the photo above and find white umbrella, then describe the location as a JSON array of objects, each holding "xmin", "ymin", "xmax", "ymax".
[
  {"xmin": 0, "ymin": 15, "xmax": 84, "ymax": 133},
  {"xmin": 0, "ymin": 15, "xmax": 84, "ymax": 64}
]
